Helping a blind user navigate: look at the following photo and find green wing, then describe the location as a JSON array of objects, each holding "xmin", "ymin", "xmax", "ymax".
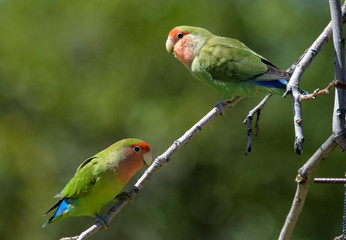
[
  {"xmin": 194, "ymin": 36, "xmax": 290, "ymax": 82},
  {"xmin": 57, "ymin": 156, "xmax": 101, "ymax": 198}
]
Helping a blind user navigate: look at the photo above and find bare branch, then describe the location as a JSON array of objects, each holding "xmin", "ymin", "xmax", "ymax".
[
  {"xmin": 278, "ymin": 135, "xmax": 338, "ymax": 240},
  {"xmin": 330, "ymin": 0, "xmax": 346, "ymax": 152},
  {"xmin": 278, "ymin": 3, "xmax": 346, "ymax": 239},
  {"xmin": 242, "ymin": 94, "xmax": 272, "ymax": 155},
  {"xmin": 314, "ymin": 177, "xmax": 346, "ymax": 184},
  {"xmin": 60, "ymin": 97, "xmax": 242, "ymax": 240},
  {"xmin": 286, "ymin": 0, "xmax": 346, "ymax": 76},
  {"xmin": 334, "ymin": 235, "xmax": 343, "ymax": 240},
  {"xmin": 299, "ymin": 80, "xmax": 342, "ymax": 101},
  {"xmin": 283, "ymin": 1, "xmax": 346, "ymax": 155},
  {"xmin": 283, "ymin": 24, "xmax": 333, "ymax": 154}
]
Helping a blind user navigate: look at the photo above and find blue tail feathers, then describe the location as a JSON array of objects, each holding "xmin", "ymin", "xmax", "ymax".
[
  {"xmin": 42, "ymin": 198, "xmax": 71, "ymax": 227},
  {"xmin": 255, "ymin": 79, "xmax": 308, "ymax": 94}
]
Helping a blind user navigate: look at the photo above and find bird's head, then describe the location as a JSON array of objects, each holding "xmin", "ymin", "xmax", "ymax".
[
  {"xmin": 165, "ymin": 27, "xmax": 190, "ymax": 54},
  {"xmin": 129, "ymin": 141, "xmax": 152, "ymax": 167},
  {"xmin": 166, "ymin": 26, "xmax": 212, "ymax": 67}
]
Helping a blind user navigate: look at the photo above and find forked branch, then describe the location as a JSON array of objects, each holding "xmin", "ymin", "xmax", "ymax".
[
  {"xmin": 282, "ymin": 0, "xmax": 346, "ymax": 154},
  {"xmin": 300, "ymin": 80, "xmax": 346, "ymax": 101},
  {"xmin": 279, "ymin": 1, "xmax": 346, "ymax": 239}
]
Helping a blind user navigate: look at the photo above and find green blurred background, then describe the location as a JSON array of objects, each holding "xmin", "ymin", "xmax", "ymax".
[{"xmin": 0, "ymin": 0, "xmax": 345, "ymax": 239}]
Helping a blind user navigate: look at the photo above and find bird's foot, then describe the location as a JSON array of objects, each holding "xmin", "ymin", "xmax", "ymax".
[
  {"xmin": 214, "ymin": 97, "xmax": 243, "ymax": 116},
  {"xmin": 214, "ymin": 98, "xmax": 231, "ymax": 116},
  {"xmin": 114, "ymin": 191, "xmax": 133, "ymax": 203},
  {"xmin": 95, "ymin": 213, "xmax": 108, "ymax": 230}
]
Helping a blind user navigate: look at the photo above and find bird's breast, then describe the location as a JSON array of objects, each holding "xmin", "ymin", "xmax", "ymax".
[{"xmin": 173, "ymin": 37, "xmax": 195, "ymax": 68}]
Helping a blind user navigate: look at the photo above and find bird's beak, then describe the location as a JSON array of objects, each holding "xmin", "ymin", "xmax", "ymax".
[
  {"xmin": 142, "ymin": 151, "xmax": 152, "ymax": 167},
  {"xmin": 166, "ymin": 37, "xmax": 174, "ymax": 54}
]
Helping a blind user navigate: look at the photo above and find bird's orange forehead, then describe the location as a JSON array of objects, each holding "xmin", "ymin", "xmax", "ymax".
[
  {"xmin": 168, "ymin": 27, "xmax": 189, "ymax": 38},
  {"xmin": 130, "ymin": 141, "xmax": 151, "ymax": 152}
]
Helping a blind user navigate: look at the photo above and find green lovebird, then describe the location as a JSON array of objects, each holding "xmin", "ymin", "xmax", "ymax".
[
  {"xmin": 166, "ymin": 26, "xmax": 306, "ymax": 99},
  {"xmin": 42, "ymin": 138, "xmax": 152, "ymax": 227}
]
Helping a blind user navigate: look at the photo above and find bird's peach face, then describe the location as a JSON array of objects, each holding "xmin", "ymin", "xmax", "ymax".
[
  {"xmin": 166, "ymin": 27, "xmax": 190, "ymax": 54},
  {"xmin": 130, "ymin": 141, "xmax": 152, "ymax": 167}
]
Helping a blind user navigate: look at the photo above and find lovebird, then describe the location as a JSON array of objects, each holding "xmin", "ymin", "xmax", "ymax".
[
  {"xmin": 166, "ymin": 26, "xmax": 306, "ymax": 99},
  {"xmin": 43, "ymin": 138, "xmax": 152, "ymax": 227}
]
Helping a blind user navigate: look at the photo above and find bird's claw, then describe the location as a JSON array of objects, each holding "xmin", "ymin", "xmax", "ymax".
[
  {"xmin": 214, "ymin": 97, "xmax": 243, "ymax": 116},
  {"xmin": 114, "ymin": 192, "xmax": 133, "ymax": 203},
  {"xmin": 95, "ymin": 214, "xmax": 108, "ymax": 230},
  {"xmin": 214, "ymin": 98, "xmax": 230, "ymax": 116}
]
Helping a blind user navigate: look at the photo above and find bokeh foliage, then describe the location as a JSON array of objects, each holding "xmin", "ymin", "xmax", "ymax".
[{"xmin": 0, "ymin": 0, "xmax": 344, "ymax": 239}]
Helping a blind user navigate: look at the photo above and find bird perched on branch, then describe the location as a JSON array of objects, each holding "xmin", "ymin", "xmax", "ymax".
[
  {"xmin": 166, "ymin": 26, "xmax": 306, "ymax": 100},
  {"xmin": 42, "ymin": 138, "xmax": 152, "ymax": 227}
]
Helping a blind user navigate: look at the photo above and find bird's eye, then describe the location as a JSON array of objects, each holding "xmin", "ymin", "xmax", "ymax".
[
  {"xmin": 177, "ymin": 32, "xmax": 184, "ymax": 39},
  {"xmin": 133, "ymin": 146, "xmax": 141, "ymax": 153}
]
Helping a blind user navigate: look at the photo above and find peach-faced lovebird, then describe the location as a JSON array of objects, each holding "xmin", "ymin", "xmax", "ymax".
[
  {"xmin": 43, "ymin": 138, "xmax": 152, "ymax": 227},
  {"xmin": 166, "ymin": 26, "xmax": 306, "ymax": 98}
]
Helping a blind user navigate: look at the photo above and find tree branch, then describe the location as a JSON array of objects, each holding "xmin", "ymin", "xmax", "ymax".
[
  {"xmin": 334, "ymin": 235, "xmax": 343, "ymax": 240},
  {"xmin": 278, "ymin": 3, "xmax": 346, "ymax": 239},
  {"xmin": 330, "ymin": 0, "xmax": 346, "ymax": 153},
  {"xmin": 283, "ymin": 25, "xmax": 332, "ymax": 154},
  {"xmin": 60, "ymin": 97, "xmax": 242, "ymax": 240},
  {"xmin": 242, "ymin": 93, "xmax": 272, "ymax": 155},
  {"xmin": 283, "ymin": 0, "xmax": 346, "ymax": 155},
  {"xmin": 278, "ymin": 135, "xmax": 338, "ymax": 240},
  {"xmin": 299, "ymin": 80, "xmax": 346, "ymax": 101}
]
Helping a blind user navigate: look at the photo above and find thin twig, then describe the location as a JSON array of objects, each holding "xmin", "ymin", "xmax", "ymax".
[
  {"xmin": 330, "ymin": 0, "xmax": 346, "ymax": 153},
  {"xmin": 334, "ymin": 235, "xmax": 343, "ymax": 240},
  {"xmin": 60, "ymin": 97, "xmax": 242, "ymax": 240},
  {"xmin": 278, "ymin": 135, "xmax": 338, "ymax": 240},
  {"xmin": 313, "ymin": 173, "xmax": 346, "ymax": 239},
  {"xmin": 314, "ymin": 177, "xmax": 346, "ymax": 184},
  {"xmin": 242, "ymin": 94, "xmax": 272, "ymax": 155},
  {"xmin": 299, "ymin": 80, "xmax": 342, "ymax": 101}
]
